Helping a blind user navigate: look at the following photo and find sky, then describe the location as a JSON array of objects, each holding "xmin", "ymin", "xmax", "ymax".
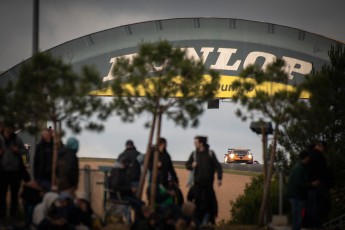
[{"xmin": 1, "ymin": 0, "xmax": 345, "ymax": 162}]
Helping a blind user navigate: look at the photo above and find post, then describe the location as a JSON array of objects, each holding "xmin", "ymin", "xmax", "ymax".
[
  {"xmin": 33, "ymin": 0, "xmax": 39, "ymax": 54},
  {"xmin": 83, "ymin": 165, "xmax": 91, "ymax": 202},
  {"xmin": 261, "ymin": 126, "xmax": 267, "ymax": 179},
  {"xmin": 279, "ymin": 170, "xmax": 283, "ymax": 215},
  {"xmin": 31, "ymin": 0, "xmax": 40, "ymax": 178},
  {"xmin": 150, "ymin": 110, "xmax": 162, "ymax": 208},
  {"xmin": 136, "ymin": 113, "xmax": 157, "ymax": 198},
  {"xmin": 250, "ymin": 121, "xmax": 273, "ymax": 226},
  {"xmin": 261, "ymin": 125, "xmax": 268, "ymax": 224}
]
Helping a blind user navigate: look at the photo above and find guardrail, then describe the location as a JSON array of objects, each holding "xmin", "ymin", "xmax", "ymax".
[{"xmin": 174, "ymin": 161, "xmax": 263, "ymax": 173}]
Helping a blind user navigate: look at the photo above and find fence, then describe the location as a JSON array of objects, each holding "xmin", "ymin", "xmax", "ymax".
[{"xmin": 77, "ymin": 163, "xmax": 113, "ymax": 217}]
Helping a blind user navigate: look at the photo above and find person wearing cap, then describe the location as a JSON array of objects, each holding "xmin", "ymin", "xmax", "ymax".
[
  {"xmin": 56, "ymin": 137, "xmax": 80, "ymax": 197},
  {"xmin": 185, "ymin": 136, "xmax": 222, "ymax": 226},
  {"xmin": 117, "ymin": 140, "xmax": 142, "ymax": 190}
]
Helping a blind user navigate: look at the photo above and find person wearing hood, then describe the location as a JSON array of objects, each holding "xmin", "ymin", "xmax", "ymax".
[
  {"xmin": 56, "ymin": 137, "xmax": 80, "ymax": 197},
  {"xmin": 32, "ymin": 192, "xmax": 59, "ymax": 227},
  {"xmin": 117, "ymin": 140, "xmax": 142, "ymax": 190}
]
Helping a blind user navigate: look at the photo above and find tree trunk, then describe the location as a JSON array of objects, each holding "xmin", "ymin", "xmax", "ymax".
[
  {"xmin": 262, "ymin": 127, "xmax": 267, "ymax": 179},
  {"xmin": 149, "ymin": 111, "xmax": 162, "ymax": 209},
  {"xmin": 136, "ymin": 113, "xmax": 157, "ymax": 198},
  {"xmin": 258, "ymin": 124, "xmax": 279, "ymax": 226},
  {"xmin": 51, "ymin": 121, "xmax": 59, "ymax": 190}
]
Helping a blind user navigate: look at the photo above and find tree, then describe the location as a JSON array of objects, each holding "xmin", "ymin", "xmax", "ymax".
[
  {"xmin": 280, "ymin": 45, "xmax": 345, "ymax": 218},
  {"xmin": 107, "ymin": 40, "xmax": 220, "ymax": 206},
  {"xmin": 9, "ymin": 52, "xmax": 109, "ymax": 188},
  {"xmin": 231, "ymin": 58, "xmax": 301, "ymax": 226}
]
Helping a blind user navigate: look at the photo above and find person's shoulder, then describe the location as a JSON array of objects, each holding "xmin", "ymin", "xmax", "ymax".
[
  {"xmin": 208, "ymin": 149, "xmax": 216, "ymax": 157},
  {"xmin": 135, "ymin": 149, "xmax": 142, "ymax": 155}
]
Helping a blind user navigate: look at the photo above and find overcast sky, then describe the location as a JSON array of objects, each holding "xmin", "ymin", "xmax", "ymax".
[{"xmin": 1, "ymin": 0, "xmax": 345, "ymax": 161}]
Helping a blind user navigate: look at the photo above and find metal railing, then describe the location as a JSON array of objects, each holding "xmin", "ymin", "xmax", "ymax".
[
  {"xmin": 323, "ymin": 213, "xmax": 345, "ymax": 230},
  {"xmin": 77, "ymin": 164, "xmax": 111, "ymax": 217}
]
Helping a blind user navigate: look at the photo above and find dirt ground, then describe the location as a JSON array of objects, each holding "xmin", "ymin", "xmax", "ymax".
[{"xmin": 77, "ymin": 161, "xmax": 252, "ymax": 223}]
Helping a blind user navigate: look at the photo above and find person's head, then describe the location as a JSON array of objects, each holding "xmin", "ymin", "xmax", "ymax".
[
  {"xmin": 2, "ymin": 125, "xmax": 13, "ymax": 139},
  {"xmin": 42, "ymin": 129, "xmax": 52, "ymax": 143},
  {"xmin": 194, "ymin": 136, "xmax": 208, "ymax": 151},
  {"xmin": 125, "ymin": 139, "xmax": 135, "ymax": 149},
  {"xmin": 42, "ymin": 192, "xmax": 59, "ymax": 213},
  {"xmin": 314, "ymin": 141, "xmax": 326, "ymax": 153},
  {"xmin": 119, "ymin": 156, "xmax": 131, "ymax": 168},
  {"xmin": 66, "ymin": 137, "xmax": 79, "ymax": 153},
  {"xmin": 181, "ymin": 201, "xmax": 196, "ymax": 217},
  {"xmin": 299, "ymin": 150, "xmax": 310, "ymax": 164},
  {"xmin": 48, "ymin": 126, "xmax": 55, "ymax": 137},
  {"xmin": 158, "ymin": 137, "xmax": 167, "ymax": 152}
]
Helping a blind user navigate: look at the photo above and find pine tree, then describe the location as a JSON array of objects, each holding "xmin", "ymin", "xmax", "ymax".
[
  {"xmin": 9, "ymin": 52, "xmax": 109, "ymax": 188},
  {"xmin": 107, "ymin": 40, "xmax": 220, "ymax": 206},
  {"xmin": 231, "ymin": 58, "xmax": 301, "ymax": 226}
]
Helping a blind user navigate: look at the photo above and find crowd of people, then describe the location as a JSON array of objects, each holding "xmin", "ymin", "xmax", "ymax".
[
  {"xmin": 1, "ymin": 118, "xmax": 334, "ymax": 230},
  {"xmin": 0, "ymin": 122, "xmax": 95, "ymax": 230},
  {"xmin": 107, "ymin": 136, "xmax": 223, "ymax": 230},
  {"xmin": 0, "ymin": 120, "xmax": 223, "ymax": 230}
]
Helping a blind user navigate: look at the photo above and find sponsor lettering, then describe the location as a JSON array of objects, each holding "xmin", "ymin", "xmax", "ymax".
[{"xmin": 103, "ymin": 47, "xmax": 312, "ymax": 82}]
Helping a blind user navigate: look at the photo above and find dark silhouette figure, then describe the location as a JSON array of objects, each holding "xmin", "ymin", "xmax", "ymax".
[{"xmin": 185, "ymin": 136, "xmax": 222, "ymax": 226}]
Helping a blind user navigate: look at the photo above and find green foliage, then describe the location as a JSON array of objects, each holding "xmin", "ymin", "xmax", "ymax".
[
  {"xmin": 109, "ymin": 40, "xmax": 220, "ymax": 128},
  {"xmin": 232, "ymin": 58, "xmax": 301, "ymax": 124},
  {"xmin": 229, "ymin": 175, "xmax": 285, "ymax": 225},
  {"xmin": 9, "ymin": 52, "xmax": 107, "ymax": 134}
]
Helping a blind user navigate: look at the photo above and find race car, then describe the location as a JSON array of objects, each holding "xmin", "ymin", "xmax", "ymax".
[{"xmin": 224, "ymin": 148, "xmax": 253, "ymax": 164}]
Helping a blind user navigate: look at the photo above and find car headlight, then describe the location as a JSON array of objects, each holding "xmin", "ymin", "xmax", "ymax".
[
  {"xmin": 230, "ymin": 153, "xmax": 235, "ymax": 158},
  {"xmin": 248, "ymin": 154, "xmax": 253, "ymax": 159}
]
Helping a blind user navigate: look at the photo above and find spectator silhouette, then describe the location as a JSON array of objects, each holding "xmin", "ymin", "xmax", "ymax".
[
  {"xmin": 117, "ymin": 140, "xmax": 142, "ymax": 190},
  {"xmin": 0, "ymin": 124, "xmax": 30, "ymax": 219},
  {"xmin": 108, "ymin": 156, "xmax": 144, "ymax": 223},
  {"xmin": 32, "ymin": 191, "xmax": 59, "ymax": 227},
  {"xmin": 185, "ymin": 136, "xmax": 222, "ymax": 226},
  {"xmin": 56, "ymin": 137, "xmax": 80, "ymax": 197},
  {"xmin": 305, "ymin": 141, "xmax": 334, "ymax": 228},
  {"xmin": 34, "ymin": 128, "xmax": 54, "ymax": 191},
  {"xmin": 287, "ymin": 150, "xmax": 319, "ymax": 230},
  {"xmin": 149, "ymin": 138, "xmax": 179, "ymax": 190}
]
